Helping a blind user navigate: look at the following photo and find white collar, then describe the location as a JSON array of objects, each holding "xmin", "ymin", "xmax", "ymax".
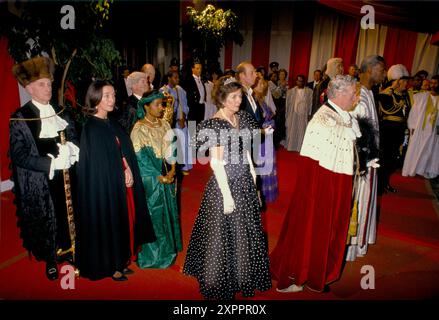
[
  {"xmin": 33, "ymin": 99, "xmax": 51, "ymax": 110},
  {"xmin": 134, "ymin": 93, "xmax": 142, "ymax": 100},
  {"xmin": 32, "ymin": 100, "xmax": 68, "ymax": 138}
]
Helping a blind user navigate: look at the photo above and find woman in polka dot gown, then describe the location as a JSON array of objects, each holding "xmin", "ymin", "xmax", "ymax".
[{"xmin": 183, "ymin": 77, "xmax": 272, "ymax": 300}]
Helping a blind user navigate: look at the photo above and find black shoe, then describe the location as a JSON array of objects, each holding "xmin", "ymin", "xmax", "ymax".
[
  {"xmin": 46, "ymin": 263, "xmax": 59, "ymax": 281},
  {"xmin": 385, "ymin": 185, "xmax": 397, "ymax": 193},
  {"xmin": 123, "ymin": 267, "xmax": 134, "ymax": 275},
  {"xmin": 112, "ymin": 272, "xmax": 128, "ymax": 281}
]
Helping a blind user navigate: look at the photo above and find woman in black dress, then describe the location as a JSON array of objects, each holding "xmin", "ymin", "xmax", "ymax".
[
  {"xmin": 183, "ymin": 77, "xmax": 272, "ymax": 299},
  {"xmin": 76, "ymin": 80, "xmax": 155, "ymax": 281}
]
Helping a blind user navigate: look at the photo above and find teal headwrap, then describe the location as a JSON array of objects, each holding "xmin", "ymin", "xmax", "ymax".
[{"xmin": 136, "ymin": 92, "xmax": 165, "ymax": 119}]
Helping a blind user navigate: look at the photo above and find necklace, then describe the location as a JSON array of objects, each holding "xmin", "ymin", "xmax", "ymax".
[
  {"xmin": 144, "ymin": 116, "xmax": 159, "ymax": 126},
  {"xmin": 220, "ymin": 109, "xmax": 237, "ymax": 127}
]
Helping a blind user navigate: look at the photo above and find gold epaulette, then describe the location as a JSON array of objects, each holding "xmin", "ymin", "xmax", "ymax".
[{"xmin": 380, "ymin": 87, "xmax": 393, "ymax": 96}]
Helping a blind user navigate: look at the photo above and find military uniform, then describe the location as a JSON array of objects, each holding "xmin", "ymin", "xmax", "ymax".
[{"xmin": 378, "ymin": 86, "xmax": 411, "ymax": 192}]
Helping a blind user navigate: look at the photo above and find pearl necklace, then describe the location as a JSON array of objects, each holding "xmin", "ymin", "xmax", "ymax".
[{"xmin": 220, "ymin": 109, "xmax": 237, "ymax": 127}]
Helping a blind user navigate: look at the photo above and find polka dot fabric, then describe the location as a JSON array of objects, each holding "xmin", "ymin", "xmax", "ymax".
[{"xmin": 183, "ymin": 111, "xmax": 272, "ymax": 300}]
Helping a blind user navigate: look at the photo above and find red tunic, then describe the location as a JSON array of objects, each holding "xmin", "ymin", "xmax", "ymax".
[{"xmin": 117, "ymin": 137, "xmax": 136, "ymax": 261}]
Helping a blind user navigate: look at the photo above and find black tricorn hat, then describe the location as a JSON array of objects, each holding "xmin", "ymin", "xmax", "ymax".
[{"xmin": 12, "ymin": 56, "xmax": 54, "ymax": 87}]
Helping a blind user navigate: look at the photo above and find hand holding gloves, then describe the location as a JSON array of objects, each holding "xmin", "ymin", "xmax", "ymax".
[{"xmin": 47, "ymin": 142, "xmax": 80, "ymax": 180}]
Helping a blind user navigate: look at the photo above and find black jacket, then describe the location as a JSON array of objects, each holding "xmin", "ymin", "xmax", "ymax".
[
  {"xmin": 119, "ymin": 94, "xmax": 139, "ymax": 135},
  {"xmin": 181, "ymin": 75, "xmax": 206, "ymax": 123},
  {"xmin": 239, "ymin": 91, "xmax": 264, "ymax": 128}
]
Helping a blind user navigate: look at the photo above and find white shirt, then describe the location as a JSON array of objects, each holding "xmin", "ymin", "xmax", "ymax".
[
  {"xmin": 193, "ymin": 74, "xmax": 206, "ymax": 104},
  {"xmin": 313, "ymin": 81, "xmax": 320, "ymax": 89},
  {"xmin": 244, "ymin": 86, "xmax": 258, "ymax": 113}
]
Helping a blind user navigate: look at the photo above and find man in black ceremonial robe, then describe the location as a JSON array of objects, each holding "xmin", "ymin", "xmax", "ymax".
[{"xmin": 9, "ymin": 56, "xmax": 80, "ymax": 280}]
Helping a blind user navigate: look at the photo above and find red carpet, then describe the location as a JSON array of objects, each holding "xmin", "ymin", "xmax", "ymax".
[{"xmin": 1, "ymin": 148, "xmax": 438, "ymax": 300}]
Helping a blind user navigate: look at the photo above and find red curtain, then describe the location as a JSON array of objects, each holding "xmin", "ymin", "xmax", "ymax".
[
  {"xmin": 289, "ymin": 8, "xmax": 314, "ymax": 82},
  {"xmin": 223, "ymin": 39, "xmax": 233, "ymax": 70},
  {"xmin": 0, "ymin": 37, "xmax": 20, "ymax": 181},
  {"xmin": 333, "ymin": 15, "xmax": 360, "ymax": 67},
  {"xmin": 383, "ymin": 27, "xmax": 418, "ymax": 72},
  {"xmin": 251, "ymin": 4, "xmax": 271, "ymax": 69}
]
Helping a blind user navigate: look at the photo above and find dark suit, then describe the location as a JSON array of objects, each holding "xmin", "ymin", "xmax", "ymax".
[
  {"xmin": 118, "ymin": 94, "xmax": 139, "ymax": 135},
  {"xmin": 181, "ymin": 75, "xmax": 206, "ymax": 124},
  {"xmin": 115, "ymin": 77, "xmax": 129, "ymax": 107},
  {"xmin": 307, "ymin": 81, "xmax": 317, "ymax": 90},
  {"xmin": 239, "ymin": 91, "xmax": 264, "ymax": 128},
  {"xmin": 311, "ymin": 77, "xmax": 329, "ymax": 116},
  {"xmin": 239, "ymin": 91, "xmax": 266, "ymax": 208}
]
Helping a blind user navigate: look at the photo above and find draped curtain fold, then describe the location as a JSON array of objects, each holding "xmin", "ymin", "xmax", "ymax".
[
  {"xmin": 355, "ymin": 24, "xmax": 388, "ymax": 67},
  {"xmin": 307, "ymin": 9, "xmax": 339, "ymax": 80},
  {"xmin": 383, "ymin": 27, "xmax": 418, "ymax": 72},
  {"xmin": 223, "ymin": 39, "xmax": 233, "ymax": 71},
  {"xmin": 411, "ymin": 33, "xmax": 439, "ymax": 75},
  {"xmin": 289, "ymin": 7, "xmax": 314, "ymax": 83},
  {"xmin": 0, "ymin": 37, "xmax": 20, "ymax": 181},
  {"xmin": 232, "ymin": 6, "xmax": 254, "ymax": 69},
  {"xmin": 269, "ymin": 4, "xmax": 294, "ymax": 77},
  {"xmin": 251, "ymin": 4, "xmax": 272, "ymax": 70},
  {"xmin": 333, "ymin": 15, "xmax": 360, "ymax": 67}
]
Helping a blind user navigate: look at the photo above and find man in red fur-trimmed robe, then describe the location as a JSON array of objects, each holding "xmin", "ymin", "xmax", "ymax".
[{"xmin": 270, "ymin": 75, "xmax": 361, "ymax": 293}]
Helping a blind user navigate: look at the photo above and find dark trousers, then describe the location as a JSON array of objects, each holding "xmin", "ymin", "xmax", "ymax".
[
  {"xmin": 188, "ymin": 103, "xmax": 205, "ymax": 125},
  {"xmin": 378, "ymin": 121, "xmax": 406, "ymax": 191}
]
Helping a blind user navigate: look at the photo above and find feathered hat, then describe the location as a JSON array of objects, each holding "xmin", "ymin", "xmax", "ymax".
[
  {"xmin": 12, "ymin": 56, "xmax": 54, "ymax": 87},
  {"xmin": 387, "ymin": 64, "xmax": 409, "ymax": 81}
]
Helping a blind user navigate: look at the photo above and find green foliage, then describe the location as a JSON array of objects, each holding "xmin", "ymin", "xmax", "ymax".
[
  {"xmin": 92, "ymin": 0, "xmax": 114, "ymax": 28},
  {"xmin": 184, "ymin": 4, "xmax": 243, "ymax": 66},
  {"xmin": 0, "ymin": 1, "xmax": 121, "ymax": 125},
  {"xmin": 186, "ymin": 4, "xmax": 243, "ymax": 48}
]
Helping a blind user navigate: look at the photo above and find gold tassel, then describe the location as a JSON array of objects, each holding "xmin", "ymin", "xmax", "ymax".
[{"xmin": 347, "ymin": 200, "xmax": 358, "ymax": 244}]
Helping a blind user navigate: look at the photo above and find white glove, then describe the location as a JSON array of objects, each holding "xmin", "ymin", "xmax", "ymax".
[
  {"xmin": 65, "ymin": 141, "xmax": 80, "ymax": 165},
  {"xmin": 210, "ymin": 157, "xmax": 235, "ymax": 215},
  {"xmin": 47, "ymin": 145, "xmax": 71, "ymax": 180},
  {"xmin": 263, "ymin": 126, "xmax": 274, "ymax": 135},
  {"xmin": 366, "ymin": 158, "xmax": 380, "ymax": 168},
  {"xmin": 246, "ymin": 150, "xmax": 256, "ymax": 185}
]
